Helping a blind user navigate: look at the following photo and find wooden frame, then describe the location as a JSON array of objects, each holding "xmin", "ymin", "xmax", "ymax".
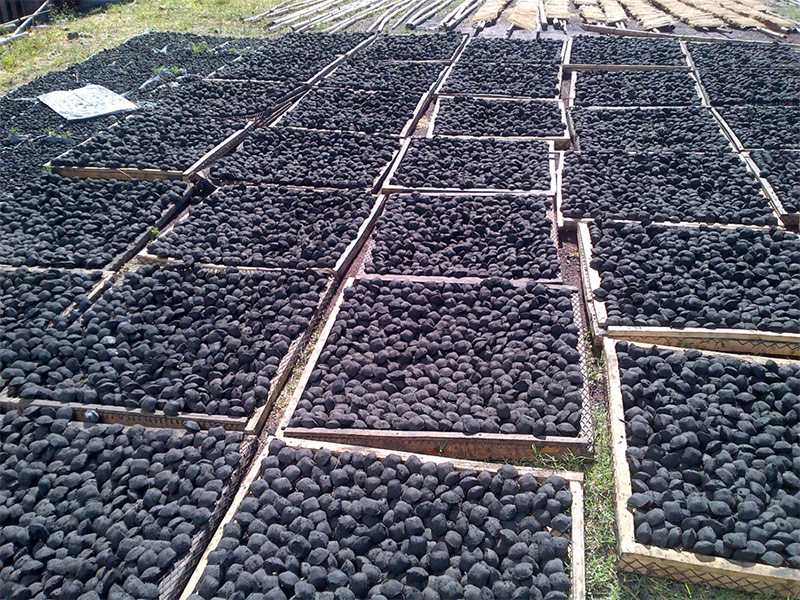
[
  {"xmin": 0, "ymin": 267, "xmax": 338, "ymax": 434},
  {"xmin": 361, "ymin": 198, "xmax": 564, "ymax": 283},
  {"xmin": 137, "ymin": 189, "xmax": 388, "ymax": 280},
  {"xmin": 566, "ymin": 67, "xmax": 706, "ymax": 109},
  {"xmin": 48, "ymin": 122, "xmax": 255, "ymax": 183},
  {"xmin": 604, "ymin": 337, "xmax": 800, "ymax": 596},
  {"xmin": 180, "ymin": 436, "xmax": 586, "ymax": 600},
  {"xmin": 277, "ymin": 276, "xmax": 594, "ymax": 461},
  {"xmin": 425, "ymin": 95, "xmax": 571, "ymax": 149},
  {"xmin": 578, "ymin": 222, "xmax": 800, "ymax": 357},
  {"xmin": 557, "ymin": 151, "xmax": 788, "ymax": 230},
  {"xmin": 381, "ymin": 138, "xmax": 559, "ymax": 195}
]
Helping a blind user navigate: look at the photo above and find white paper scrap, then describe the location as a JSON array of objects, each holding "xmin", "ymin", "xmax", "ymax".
[{"xmin": 37, "ymin": 84, "xmax": 138, "ymax": 121}]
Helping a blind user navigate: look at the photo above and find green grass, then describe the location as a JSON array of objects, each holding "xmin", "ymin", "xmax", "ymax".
[
  {"xmin": 772, "ymin": 2, "xmax": 800, "ymax": 21},
  {"xmin": 0, "ymin": 0, "xmax": 286, "ymax": 95},
  {"xmin": 523, "ymin": 347, "xmax": 792, "ymax": 600}
]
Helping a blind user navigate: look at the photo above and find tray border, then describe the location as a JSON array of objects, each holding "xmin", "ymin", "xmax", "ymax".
[
  {"xmin": 179, "ymin": 435, "xmax": 586, "ymax": 600},
  {"xmin": 277, "ymin": 275, "xmax": 595, "ymax": 461},
  {"xmin": 577, "ymin": 221, "xmax": 800, "ymax": 357}
]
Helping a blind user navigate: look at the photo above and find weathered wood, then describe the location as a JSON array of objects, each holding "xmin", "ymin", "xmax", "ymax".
[{"xmin": 605, "ymin": 338, "xmax": 800, "ymax": 595}]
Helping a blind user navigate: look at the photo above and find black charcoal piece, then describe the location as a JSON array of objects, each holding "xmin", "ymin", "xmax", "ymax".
[
  {"xmin": 0, "ymin": 265, "xmax": 328, "ymax": 417},
  {"xmin": 750, "ymin": 150, "xmax": 800, "ymax": 214},
  {"xmin": 570, "ymin": 36, "xmax": 686, "ymax": 66},
  {"xmin": 0, "ymin": 268, "xmax": 100, "ymax": 353},
  {"xmin": 215, "ymin": 32, "xmax": 370, "ymax": 81},
  {"xmin": 572, "ymin": 107, "xmax": 731, "ymax": 152},
  {"xmin": 323, "ymin": 59, "xmax": 446, "ymax": 93},
  {"xmin": 573, "ymin": 70, "xmax": 699, "ymax": 107},
  {"xmin": 366, "ymin": 193, "xmax": 560, "ymax": 279},
  {"xmin": 281, "ymin": 88, "xmax": 421, "ymax": 135},
  {"xmin": 561, "ymin": 151, "xmax": 776, "ymax": 226},
  {"xmin": 0, "ymin": 176, "xmax": 186, "ymax": 269},
  {"xmin": 211, "ymin": 128, "xmax": 399, "ymax": 189},
  {"xmin": 359, "ymin": 33, "xmax": 463, "ymax": 61},
  {"xmin": 617, "ymin": 341, "xmax": 800, "ymax": 567},
  {"xmin": 589, "ymin": 221, "xmax": 800, "ymax": 332},
  {"xmin": 192, "ymin": 439, "xmax": 572, "ymax": 599},
  {"xmin": 290, "ymin": 278, "xmax": 584, "ymax": 436},
  {"xmin": 699, "ymin": 67, "xmax": 800, "ymax": 106},
  {"xmin": 50, "ymin": 113, "xmax": 242, "ymax": 172},
  {"xmin": 716, "ymin": 106, "xmax": 800, "ymax": 150},
  {"xmin": 688, "ymin": 41, "xmax": 800, "ymax": 71},
  {"xmin": 459, "ymin": 38, "xmax": 563, "ymax": 64},
  {"xmin": 443, "ymin": 62, "xmax": 560, "ymax": 98},
  {"xmin": 433, "ymin": 97, "xmax": 564, "ymax": 138},
  {"xmin": 141, "ymin": 78, "xmax": 298, "ymax": 120},
  {"xmin": 0, "ymin": 408, "xmax": 245, "ymax": 599},
  {"xmin": 391, "ymin": 137, "xmax": 551, "ymax": 191},
  {"xmin": 149, "ymin": 185, "xmax": 376, "ymax": 269}
]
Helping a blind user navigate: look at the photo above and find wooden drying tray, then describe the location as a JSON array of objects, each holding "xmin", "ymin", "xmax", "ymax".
[
  {"xmin": 0, "ymin": 266, "xmax": 338, "ymax": 434},
  {"xmin": 563, "ymin": 34, "xmax": 693, "ymax": 72},
  {"xmin": 577, "ymin": 221, "xmax": 800, "ymax": 357},
  {"xmin": 360, "ymin": 202, "xmax": 564, "ymax": 284},
  {"xmin": 136, "ymin": 189, "xmax": 388, "ymax": 281},
  {"xmin": 604, "ymin": 337, "xmax": 800, "ymax": 596},
  {"xmin": 566, "ymin": 68, "xmax": 706, "ymax": 109},
  {"xmin": 555, "ymin": 151, "xmax": 788, "ymax": 230},
  {"xmin": 179, "ymin": 436, "xmax": 587, "ymax": 600},
  {"xmin": 47, "ymin": 121, "xmax": 256, "ymax": 182},
  {"xmin": 381, "ymin": 137, "xmax": 559, "ymax": 196},
  {"xmin": 425, "ymin": 95, "xmax": 572, "ymax": 150},
  {"xmin": 277, "ymin": 275, "xmax": 595, "ymax": 461}
]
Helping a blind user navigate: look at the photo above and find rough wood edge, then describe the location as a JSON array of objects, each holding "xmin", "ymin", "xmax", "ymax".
[
  {"xmin": 606, "ymin": 326, "xmax": 800, "ymax": 358},
  {"xmin": 576, "ymin": 221, "xmax": 607, "ymax": 334},
  {"xmin": 569, "ymin": 479, "xmax": 587, "ymax": 600},
  {"xmin": 604, "ymin": 337, "xmax": 800, "ymax": 594}
]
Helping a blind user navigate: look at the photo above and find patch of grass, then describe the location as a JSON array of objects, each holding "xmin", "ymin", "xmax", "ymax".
[
  {"xmin": 8, "ymin": 125, "xmax": 21, "ymax": 136},
  {"xmin": 190, "ymin": 40, "xmax": 210, "ymax": 55},
  {"xmin": 0, "ymin": 0, "xmax": 286, "ymax": 95},
  {"xmin": 772, "ymin": 2, "xmax": 800, "ymax": 21},
  {"xmin": 150, "ymin": 226, "xmax": 161, "ymax": 238},
  {"xmin": 44, "ymin": 126, "xmax": 72, "ymax": 138}
]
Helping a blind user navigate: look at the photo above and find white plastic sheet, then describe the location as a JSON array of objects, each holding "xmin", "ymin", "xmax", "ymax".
[{"xmin": 37, "ymin": 84, "xmax": 138, "ymax": 121}]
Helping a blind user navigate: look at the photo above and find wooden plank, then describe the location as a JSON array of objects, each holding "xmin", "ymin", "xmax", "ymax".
[
  {"xmin": 184, "ymin": 122, "xmax": 255, "ymax": 180},
  {"xmin": 570, "ymin": 479, "xmax": 587, "ymax": 600},
  {"xmin": 605, "ymin": 338, "xmax": 800, "ymax": 596},
  {"xmin": 576, "ymin": 222, "xmax": 607, "ymax": 335},
  {"xmin": 739, "ymin": 151, "xmax": 796, "ymax": 227},
  {"xmin": 180, "ymin": 435, "xmax": 585, "ymax": 598},
  {"xmin": 563, "ymin": 63, "xmax": 692, "ymax": 72},
  {"xmin": 50, "ymin": 165, "xmax": 186, "ymax": 182},
  {"xmin": 606, "ymin": 325, "xmax": 800, "ymax": 358},
  {"xmin": 277, "ymin": 277, "xmax": 594, "ymax": 461}
]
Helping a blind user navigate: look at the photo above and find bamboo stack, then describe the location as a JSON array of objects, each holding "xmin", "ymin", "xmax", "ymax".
[
  {"xmin": 472, "ymin": 0, "xmax": 512, "ymax": 22},
  {"xmin": 686, "ymin": 0, "xmax": 762, "ymax": 28},
  {"xmin": 616, "ymin": 0, "xmax": 673, "ymax": 28},
  {"xmin": 725, "ymin": 0, "xmax": 796, "ymax": 29},
  {"xmin": 580, "ymin": 2, "xmax": 608, "ymax": 21},
  {"xmin": 650, "ymin": 0, "xmax": 724, "ymax": 27},
  {"xmin": 507, "ymin": 0, "xmax": 541, "ymax": 29},
  {"xmin": 599, "ymin": 0, "xmax": 628, "ymax": 22},
  {"xmin": 544, "ymin": 0, "xmax": 573, "ymax": 20}
]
